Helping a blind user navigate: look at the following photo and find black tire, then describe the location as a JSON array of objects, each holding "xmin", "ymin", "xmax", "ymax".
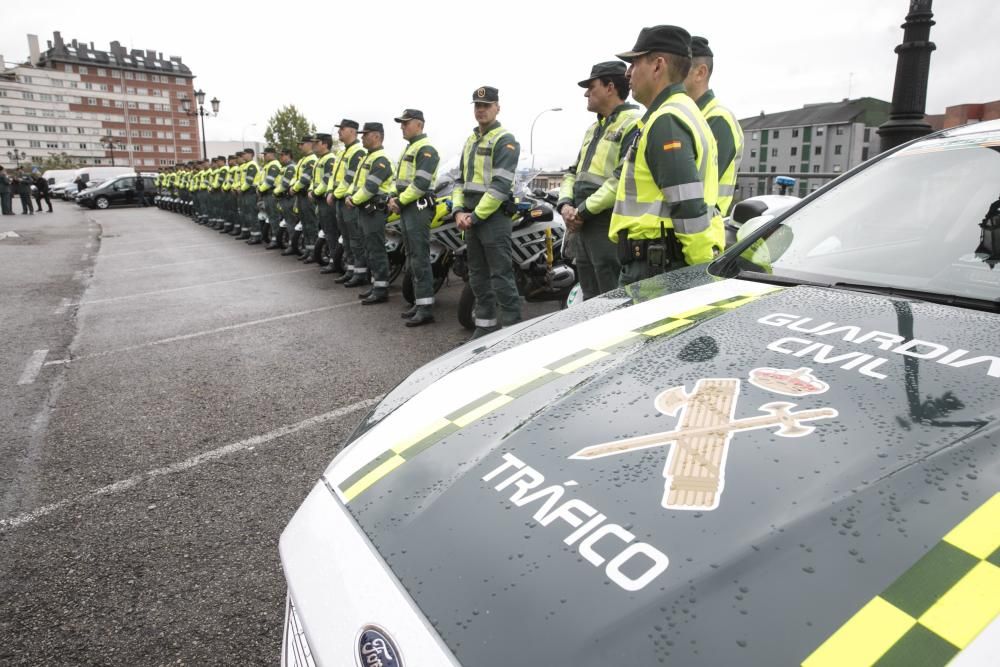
[
  {"xmin": 402, "ymin": 271, "xmax": 415, "ymax": 305},
  {"xmin": 95, "ymin": 196, "xmax": 110, "ymax": 210},
  {"xmin": 291, "ymin": 229, "xmax": 306, "ymax": 256},
  {"xmin": 387, "ymin": 255, "xmax": 404, "ymax": 284},
  {"xmin": 458, "ymin": 282, "xmax": 475, "ymax": 330},
  {"xmin": 313, "ymin": 237, "xmax": 327, "ymax": 264}
]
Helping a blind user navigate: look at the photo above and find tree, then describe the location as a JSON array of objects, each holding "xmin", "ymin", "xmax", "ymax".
[
  {"xmin": 39, "ymin": 152, "xmax": 81, "ymax": 170},
  {"xmin": 264, "ymin": 106, "xmax": 317, "ymax": 161}
]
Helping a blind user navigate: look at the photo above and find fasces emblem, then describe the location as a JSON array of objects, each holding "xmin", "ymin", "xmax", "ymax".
[{"xmin": 571, "ymin": 368, "xmax": 837, "ymax": 511}]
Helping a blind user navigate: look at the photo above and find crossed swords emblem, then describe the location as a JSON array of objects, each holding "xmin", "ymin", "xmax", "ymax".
[{"xmin": 571, "ymin": 369, "xmax": 838, "ymax": 511}]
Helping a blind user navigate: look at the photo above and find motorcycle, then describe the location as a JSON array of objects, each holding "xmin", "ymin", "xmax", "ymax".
[
  {"xmin": 453, "ymin": 170, "xmax": 576, "ymax": 330},
  {"xmin": 393, "ymin": 174, "xmax": 463, "ymax": 303}
]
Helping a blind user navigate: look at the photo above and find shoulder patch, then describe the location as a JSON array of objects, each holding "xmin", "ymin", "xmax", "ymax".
[
  {"xmin": 505, "ymin": 143, "xmax": 516, "ymax": 150},
  {"xmin": 663, "ymin": 140, "xmax": 682, "ymax": 152}
]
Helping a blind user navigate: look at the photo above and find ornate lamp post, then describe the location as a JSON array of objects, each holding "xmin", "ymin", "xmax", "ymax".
[
  {"xmin": 877, "ymin": 0, "xmax": 936, "ymax": 152},
  {"xmin": 100, "ymin": 136, "xmax": 116, "ymax": 166},
  {"xmin": 6, "ymin": 148, "xmax": 26, "ymax": 168},
  {"xmin": 183, "ymin": 89, "xmax": 220, "ymax": 160}
]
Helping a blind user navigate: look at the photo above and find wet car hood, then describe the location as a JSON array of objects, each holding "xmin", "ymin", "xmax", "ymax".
[{"xmin": 315, "ymin": 277, "xmax": 1000, "ymax": 665}]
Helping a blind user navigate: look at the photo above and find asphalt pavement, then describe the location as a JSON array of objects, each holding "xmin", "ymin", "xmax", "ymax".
[{"xmin": 0, "ymin": 201, "xmax": 555, "ymax": 665}]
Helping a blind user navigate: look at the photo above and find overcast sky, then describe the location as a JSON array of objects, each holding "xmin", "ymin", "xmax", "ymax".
[{"xmin": 3, "ymin": 0, "xmax": 999, "ymax": 169}]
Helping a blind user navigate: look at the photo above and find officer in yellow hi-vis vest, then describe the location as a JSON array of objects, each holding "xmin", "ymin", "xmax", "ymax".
[
  {"xmin": 327, "ymin": 119, "xmax": 367, "ymax": 280},
  {"xmin": 281, "ymin": 137, "xmax": 313, "ymax": 256},
  {"xmin": 220, "ymin": 154, "xmax": 238, "ymax": 234},
  {"xmin": 308, "ymin": 133, "xmax": 338, "ymax": 265},
  {"xmin": 610, "ymin": 25, "xmax": 722, "ymax": 286},
  {"xmin": 256, "ymin": 147, "xmax": 282, "ymax": 246},
  {"xmin": 345, "ymin": 122, "xmax": 395, "ymax": 303},
  {"xmin": 240, "ymin": 148, "xmax": 260, "ymax": 242},
  {"xmin": 389, "ymin": 108, "xmax": 440, "ymax": 327},
  {"xmin": 271, "ymin": 148, "xmax": 297, "ymax": 250},
  {"xmin": 289, "ymin": 136, "xmax": 318, "ymax": 259},
  {"xmin": 453, "ymin": 86, "xmax": 522, "ymax": 339},
  {"xmin": 685, "ymin": 36, "xmax": 744, "ymax": 220},
  {"xmin": 206, "ymin": 157, "xmax": 222, "ymax": 228},
  {"xmin": 225, "ymin": 151, "xmax": 244, "ymax": 235},
  {"xmin": 558, "ymin": 61, "xmax": 641, "ymax": 300}
]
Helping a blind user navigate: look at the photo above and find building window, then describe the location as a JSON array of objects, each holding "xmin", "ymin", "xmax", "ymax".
[
  {"xmin": 87, "ymin": 97, "xmax": 97, "ymax": 105},
  {"xmin": 23, "ymin": 91, "xmax": 34, "ymax": 100},
  {"xmin": 141, "ymin": 130, "xmax": 153, "ymax": 138},
  {"xmin": 835, "ymin": 126, "xmax": 845, "ymax": 136},
  {"xmin": 792, "ymin": 128, "xmax": 799, "ymax": 138},
  {"xmin": 136, "ymin": 73, "xmax": 147, "ymax": 81},
  {"xmin": 24, "ymin": 109, "xmax": 37, "ymax": 117},
  {"xmin": 834, "ymin": 145, "xmax": 843, "ymax": 155},
  {"xmin": 127, "ymin": 102, "xmax": 137, "ymax": 109},
  {"xmin": 102, "ymin": 99, "xmax": 111, "ymax": 107},
  {"xmin": 46, "ymin": 142, "xmax": 59, "ymax": 149},
  {"xmin": 864, "ymin": 128, "xmax": 871, "ymax": 143},
  {"xmin": 114, "ymin": 100, "xmax": 124, "ymax": 108},
  {"xmin": 181, "ymin": 146, "xmax": 193, "ymax": 153},
  {"xmin": 97, "ymin": 68, "xmax": 107, "ymax": 76},
  {"xmin": 26, "ymin": 124, "xmax": 39, "ymax": 131},
  {"xmin": 59, "ymin": 126, "xmax": 68, "ymax": 133},
  {"xmin": 112, "ymin": 86, "xmax": 121, "ymax": 93},
  {"xmin": 130, "ymin": 115, "xmax": 139, "ymax": 123},
  {"xmin": 77, "ymin": 127, "xmax": 86, "ymax": 134},
  {"xmin": 43, "ymin": 125, "xmax": 57, "ymax": 132},
  {"xmin": 138, "ymin": 103, "xmax": 150, "ymax": 110},
  {"xmin": 772, "ymin": 129, "xmax": 779, "ymax": 139},
  {"xmin": 64, "ymin": 64, "xmax": 73, "ymax": 72},
  {"xmin": 751, "ymin": 131, "xmax": 758, "ymax": 140},
  {"xmin": 833, "ymin": 164, "xmax": 842, "ymax": 173},
  {"xmin": 790, "ymin": 146, "xmax": 798, "ymax": 156},
  {"xmin": 770, "ymin": 166, "xmax": 776, "ymax": 173},
  {"xmin": 812, "ymin": 165, "xmax": 820, "ymax": 174},
  {"xmin": 2, "ymin": 122, "xmax": 11, "ymax": 130},
  {"xmin": 125, "ymin": 71, "xmax": 135, "ymax": 80},
  {"xmin": 68, "ymin": 81, "xmax": 78, "ymax": 89},
  {"xmin": 175, "ymin": 77, "xmax": 185, "ymax": 85},
  {"xmin": 137, "ymin": 88, "xmax": 148, "ymax": 96},
  {"xmin": 771, "ymin": 148, "xmax": 777, "ymax": 157},
  {"xmin": 789, "ymin": 165, "xmax": 796, "ymax": 173},
  {"xmin": 140, "ymin": 116, "xmax": 151, "ymax": 124},
  {"xmin": 816, "ymin": 127, "xmax": 824, "ymax": 137},
  {"xmin": 52, "ymin": 79, "xmax": 63, "ymax": 88},
  {"xmin": 815, "ymin": 146, "xmax": 822, "ymax": 156},
  {"xmin": 29, "ymin": 140, "xmax": 41, "ymax": 148},
  {"xmin": 20, "ymin": 75, "xmax": 33, "ymax": 83},
  {"xmin": 178, "ymin": 119, "xmax": 190, "ymax": 127},
  {"xmin": 39, "ymin": 93, "xmax": 53, "ymax": 101},
  {"xmin": 749, "ymin": 165, "xmax": 756, "ymax": 173},
  {"xmin": 862, "ymin": 146, "xmax": 870, "ymax": 161},
  {"xmin": 79, "ymin": 66, "xmax": 88, "ymax": 74}
]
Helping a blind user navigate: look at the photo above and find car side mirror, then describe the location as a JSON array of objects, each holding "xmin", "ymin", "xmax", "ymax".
[
  {"xmin": 736, "ymin": 215, "xmax": 774, "ymax": 243},
  {"xmin": 732, "ymin": 199, "xmax": 769, "ymax": 225}
]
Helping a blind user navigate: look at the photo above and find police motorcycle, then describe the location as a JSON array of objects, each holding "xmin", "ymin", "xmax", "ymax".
[
  {"xmin": 453, "ymin": 168, "xmax": 577, "ymax": 330},
  {"xmin": 723, "ymin": 176, "xmax": 800, "ymax": 247}
]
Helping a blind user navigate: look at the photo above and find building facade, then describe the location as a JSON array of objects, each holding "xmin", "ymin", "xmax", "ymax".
[
  {"xmin": 1, "ymin": 32, "xmax": 199, "ymax": 170},
  {"xmin": 925, "ymin": 101, "xmax": 1000, "ymax": 131},
  {"xmin": 737, "ymin": 97, "xmax": 891, "ymax": 201}
]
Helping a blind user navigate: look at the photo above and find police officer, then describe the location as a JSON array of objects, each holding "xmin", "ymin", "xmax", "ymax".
[
  {"xmin": 345, "ymin": 122, "xmax": 395, "ymax": 303},
  {"xmin": 684, "ymin": 36, "xmax": 744, "ymax": 220},
  {"xmin": 270, "ymin": 148, "xmax": 297, "ymax": 250},
  {"xmin": 224, "ymin": 152, "xmax": 243, "ymax": 234},
  {"xmin": 453, "ymin": 86, "xmax": 522, "ymax": 338},
  {"xmin": 558, "ymin": 62, "xmax": 641, "ymax": 300},
  {"xmin": 290, "ymin": 136, "xmax": 318, "ymax": 259},
  {"xmin": 220, "ymin": 155, "xmax": 238, "ymax": 233},
  {"xmin": 309, "ymin": 133, "xmax": 338, "ymax": 266},
  {"xmin": 256, "ymin": 147, "xmax": 282, "ymax": 246},
  {"xmin": 210, "ymin": 156, "xmax": 227, "ymax": 228},
  {"xmin": 389, "ymin": 109, "xmax": 440, "ymax": 326},
  {"xmin": 326, "ymin": 119, "xmax": 366, "ymax": 280},
  {"xmin": 240, "ymin": 148, "xmax": 260, "ymax": 242},
  {"xmin": 610, "ymin": 25, "xmax": 721, "ymax": 286}
]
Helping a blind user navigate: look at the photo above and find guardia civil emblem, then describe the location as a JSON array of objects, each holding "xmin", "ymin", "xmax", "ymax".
[{"xmin": 571, "ymin": 368, "xmax": 837, "ymax": 511}]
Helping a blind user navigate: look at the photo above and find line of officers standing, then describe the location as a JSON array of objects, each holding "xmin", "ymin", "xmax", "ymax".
[{"xmin": 153, "ymin": 24, "xmax": 743, "ymax": 340}]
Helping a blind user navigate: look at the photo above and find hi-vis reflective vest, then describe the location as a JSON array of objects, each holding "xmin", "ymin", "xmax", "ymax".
[
  {"xmin": 291, "ymin": 154, "xmax": 317, "ymax": 194},
  {"xmin": 451, "ymin": 124, "xmax": 514, "ymax": 211},
  {"xmin": 331, "ymin": 142, "xmax": 366, "ymax": 200},
  {"xmin": 310, "ymin": 152, "xmax": 337, "ymax": 196},
  {"xmin": 559, "ymin": 104, "xmax": 641, "ymax": 214},
  {"xmin": 702, "ymin": 97, "xmax": 744, "ymax": 217},
  {"xmin": 221, "ymin": 165, "xmax": 234, "ymax": 191},
  {"xmin": 610, "ymin": 89, "xmax": 721, "ymax": 265},
  {"xmin": 258, "ymin": 159, "xmax": 282, "ymax": 193},
  {"xmin": 351, "ymin": 148, "xmax": 395, "ymax": 198},
  {"xmin": 275, "ymin": 162, "xmax": 296, "ymax": 196},
  {"xmin": 395, "ymin": 136, "xmax": 437, "ymax": 195},
  {"xmin": 241, "ymin": 160, "xmax": 259, "ymax": 192}
]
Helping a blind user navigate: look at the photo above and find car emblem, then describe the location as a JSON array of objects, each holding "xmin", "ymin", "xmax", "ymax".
[
  {"xmin": 356, "ymin": 624, "xmax": 404, "ymax": 667},
  {"xmin": 571, "ymin": 367, "xmax": 838, "ymax": 511}
]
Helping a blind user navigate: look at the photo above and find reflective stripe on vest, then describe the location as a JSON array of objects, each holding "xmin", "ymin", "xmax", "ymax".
[
  {"xmin": 333, "ymin": 142, "xmax": 365, "ymax": 190},
  {"xmin": 395, "ymin": 136, "xmax": 436, "ymax": 190},
  {"xmin": 311, "ymin": 152, "xmax": 336, "ymax": 193},
  {"xmin": 611, "ymin": 90, "xmax": 719, "ymax": 241},
  {"xmin": 461, "ymin": 125, "xmax": 509, "ymax": 194},
  {"xmin": 703, "ymin": 97, "xmax": 744, "ymax": 216}
]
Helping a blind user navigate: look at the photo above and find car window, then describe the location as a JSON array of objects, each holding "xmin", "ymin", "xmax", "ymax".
[{"xmin": 735, "ymin": 136, "xmax": 1000, "ymax": 303}]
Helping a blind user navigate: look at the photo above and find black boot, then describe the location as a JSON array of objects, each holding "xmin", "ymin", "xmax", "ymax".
[
  {"xmin": 221, "ymin": 223, "xmax": 233, "ymax": 233},
  {"xmin": 280, "ymin": 246, "xmax": 298, "ymax": 256},
  {"xmin": 405, "ymin": 306, "xmax": 435, "ymax": 327},
  {"xmin": 361, "ymin": 289, "xmax": 389, "ymax": 305},
  {"xmin": 400, "ymin": 304, "xmax": 418, "ymax": 319},
  {"xmin": 333, "ymin": 272, "xmax": 352, "ymax": 283},
  {"xmin": 343, "ymin": 274, "xmax": 368, "ymax": 288},
  {"xmin": 229, "ymin": 224, "xmax": 242, "ymax": 236},
  {"xmin": 265, "ymin": 239, "xmax": 280, "ymax": 249},
  {"xmin": 319, "ymin": 263, "xmax": 338, "ymax": 274}
]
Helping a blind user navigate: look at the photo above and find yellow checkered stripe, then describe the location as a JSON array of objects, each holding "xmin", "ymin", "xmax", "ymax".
[
  {"xmin": 338, "ymin": 291, "xmax": 773, "ymax": 503},
  {"xmin": 803, "ymin": 493, "xmax": 1000, "ymax": 667}
]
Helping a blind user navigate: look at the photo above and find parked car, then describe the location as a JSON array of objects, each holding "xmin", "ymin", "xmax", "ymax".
[
  {"xmin": 76, "ymin": 175, "xmax": 156, "ymax": 209},
  {"xmin": 279, "ymin": 120, "xmax": 1000, "ymax": 666}
]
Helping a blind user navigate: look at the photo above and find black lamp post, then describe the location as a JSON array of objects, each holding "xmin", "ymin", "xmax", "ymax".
[
  {"xmin": 183, "ymin": 89, "xmax": 220, "ymax": 160},
  {"xmin": 100, "ymin": 136, "xmax": 116, "ymax": 166},
  {"xmin": 877, "ymin": 0, "xmax": 936, "ymax": 152},
  {"xmin": 6, "ymin": 148, "xmax": 26, "ymax": 168}
]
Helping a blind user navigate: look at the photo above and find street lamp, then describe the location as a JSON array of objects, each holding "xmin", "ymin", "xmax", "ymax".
[
  {"xmin": 6, "ymin": 148, "xmax": 26, "ymax": 168},
  {"xmin": 529, "ymin": 107, "xmax": 563, "ymax": 169},
  {"xmin": 183, "ymin": 89, "xmax": 220, "ymax": 160},
  {"xmin": 100, "ymin": 136, "xmax": 116, "ymax": 166}
]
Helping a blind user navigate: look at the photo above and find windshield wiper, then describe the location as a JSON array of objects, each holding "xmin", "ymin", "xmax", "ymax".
[
  {"xmin": 734, "ymin": 269, "xmax": 831, "ymax": 288},
  {"xmin": 831, "ymin": 282, "xmax": 1000, "ymax": 313}
]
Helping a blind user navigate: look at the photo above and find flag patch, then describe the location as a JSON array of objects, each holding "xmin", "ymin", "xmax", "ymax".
[{"xmin": 663, "ymin": 140, "xmax": 682, "ymax": 152}]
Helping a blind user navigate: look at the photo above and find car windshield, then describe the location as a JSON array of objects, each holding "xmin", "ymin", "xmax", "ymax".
[{"xmin": 723, "ymin": 129, "xmax": 1000, "ymax": 306}]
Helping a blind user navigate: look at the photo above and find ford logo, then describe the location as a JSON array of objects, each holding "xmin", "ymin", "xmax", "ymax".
[{"xmin": 356, "ymin": 625, "xmax": 404, "ymax": 667}]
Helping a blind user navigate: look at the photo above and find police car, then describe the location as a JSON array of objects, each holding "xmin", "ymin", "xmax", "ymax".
[{"xmin": 279, "ymin": 120, "xmax": 1000, "ymax": 666}]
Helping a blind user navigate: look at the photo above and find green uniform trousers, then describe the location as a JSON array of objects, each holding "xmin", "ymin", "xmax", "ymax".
[
  {"xmin": 401, "ymin": 203, "xmax": 434, "ymax": 305},
  {"xmin": 345, "ymin": 204, "xmax": 367, "ymax": 276},
  {"xmin": 575, "ymin": 211, "xmax": 621, "ymax": 299},
  {"xmin": 298, "ymin": 194, "xmax": 318, "ymax": 249},
  {"xmin": 358, "ymin": 207, "xmax": 389, "ymax": 289},
  {"xmin": 466, "ymin": 212, "xmax": 521, "ymax": 327},
  {"xmin": 335, "ymin": 199, "xmax": 355, "ymax": 271},
  {"xmin": 316, "ymin": 198, "xmax": 336, "ymax": 252}
]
